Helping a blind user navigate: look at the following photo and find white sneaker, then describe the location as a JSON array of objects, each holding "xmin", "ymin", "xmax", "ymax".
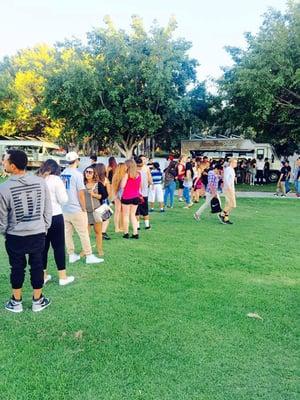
[
  {"xmin": 69, "ymin": 254, "xmax": 80, "ymax": 263},
  {"xmin": 44, "ymin": 274, "xmax": 52, "ymax": 285},
  {"xmin": 86, "ymin": 254, "xmax": 104, "ymax": 264},
  {"xmin": 59, "ymin": 276, "xmax": 75, "ymax": 286}
]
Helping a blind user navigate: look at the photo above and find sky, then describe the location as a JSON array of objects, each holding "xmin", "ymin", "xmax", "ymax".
[{"xmin": 0, "ymin": 0, "xmax": 288, "ymax": 81}]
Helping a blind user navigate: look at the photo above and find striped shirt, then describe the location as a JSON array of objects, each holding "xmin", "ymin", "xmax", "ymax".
[{"xmin": 151, "ymin": 169, "xmax": 163, "ymax": 185}]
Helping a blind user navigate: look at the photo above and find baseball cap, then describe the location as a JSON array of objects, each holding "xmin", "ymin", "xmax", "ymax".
[{"xmin": 66, "ymin": 151, "xmax": 79, "ymax": 163}]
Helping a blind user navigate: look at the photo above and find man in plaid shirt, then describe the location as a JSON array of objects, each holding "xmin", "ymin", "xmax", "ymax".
[{"xmin": 194, "ymin": 164, "xmax": 222, "ymax": 221}]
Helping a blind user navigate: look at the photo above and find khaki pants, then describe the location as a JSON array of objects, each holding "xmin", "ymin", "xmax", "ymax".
[
  {"xmin": 64, "ymin": 211, "xmax": 92, "ymax": 256},
  {"xmin": 223, "ymin": 189, "xmax": 236, "ymax": 216}
]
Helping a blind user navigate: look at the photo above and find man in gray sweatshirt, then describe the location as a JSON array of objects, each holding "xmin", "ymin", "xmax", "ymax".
[{"xmin": 0, "ymin": 149, "xmax": 52, "ymax": 313}]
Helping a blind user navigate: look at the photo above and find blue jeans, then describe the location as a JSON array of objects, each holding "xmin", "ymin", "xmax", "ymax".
[
  {"xmin": 183, "ymin": 186, "xmax": 191, "ymax": 204},
  {"xmin": 285, "ymin": 180, "xmax": 291, "ymax": 193},
  {"xmin": 164, "ymin": 181, "xmax": 176, "ymax": 207},
  {"xmin": 295, "ymin": 180, "xmax": 300, "ymax": 196}
]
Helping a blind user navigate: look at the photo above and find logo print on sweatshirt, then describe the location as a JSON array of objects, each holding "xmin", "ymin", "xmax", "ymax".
[{"xmin": 10, "ymin": 184, "xmax": 42, "ymax": 223}]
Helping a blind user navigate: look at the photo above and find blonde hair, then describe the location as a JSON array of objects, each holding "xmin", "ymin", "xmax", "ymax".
[
  {"xmin": 125, "ymin": 159, "xmax": 138, "ymax": 179},
  {"xmin": 111, "ymin": 163, "xmax": 127, "ymax": 196}
]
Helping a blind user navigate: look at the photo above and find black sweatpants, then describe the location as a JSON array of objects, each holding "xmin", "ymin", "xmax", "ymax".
[
  {"xmin": 5, "ymin": 233, "xmax": 45, "ymax": 290},
  {"xmin": 42, "ymin": 214, "xmax": 66, "ymax": 271},
  {"xmin": 256, "ymin": 170, "xmax": 264, "ymax": 184}
]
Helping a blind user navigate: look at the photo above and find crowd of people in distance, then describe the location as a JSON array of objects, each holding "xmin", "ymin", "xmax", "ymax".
[
  {"xmin": 236, "ymin": 157, "xmax": 272, "ymax": 185},
  {"xmin": 0, "ymin": 149, "xmax": 299, "ymax": 314}
]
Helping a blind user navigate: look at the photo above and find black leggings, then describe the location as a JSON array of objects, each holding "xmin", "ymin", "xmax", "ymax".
[
  {"xmin": 5, "ymin": 233, "xmax": 45, "ymax": 290},
  {"xmin": 42, "ymin": 214, "xmax": 66, "ymax": 271}
]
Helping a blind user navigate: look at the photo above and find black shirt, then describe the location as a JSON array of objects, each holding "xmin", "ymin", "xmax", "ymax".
[{"xmin": 280, "ymin": 167, "xmax": 288, "ymax": 182}]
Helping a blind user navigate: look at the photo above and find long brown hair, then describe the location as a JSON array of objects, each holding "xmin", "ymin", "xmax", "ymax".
[
  {"xmin": 111, "ymin": 163, "xmax": 127, "ymax": 196},
  {"xmin": 125, "ymin": 159, "xmax": 138, "ymax": 179},
  {"xmin": 94, "ymin": 163, "xmax": 106, "ymax": 183}
]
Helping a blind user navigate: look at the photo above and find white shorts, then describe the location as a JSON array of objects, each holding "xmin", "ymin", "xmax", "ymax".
[{"xmin": 149, "ymin": 184, "xmax": 164, "ymax": 203}]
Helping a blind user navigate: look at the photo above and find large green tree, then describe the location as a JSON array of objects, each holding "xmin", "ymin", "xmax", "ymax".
[
  {"xmin": 218, "ymin": 1, "xmax": 300, "ymax": 155},
  {"xmin": 44, "ymin": 16, "xmax": 199, "ymax": 157}
]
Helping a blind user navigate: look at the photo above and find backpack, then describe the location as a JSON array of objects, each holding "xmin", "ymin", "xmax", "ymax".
[{"xmin": 210, "ymin": 197, "xmax": 222, "ymax": 213}]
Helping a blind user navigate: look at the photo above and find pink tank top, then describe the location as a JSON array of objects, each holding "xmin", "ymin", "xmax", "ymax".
[{"xmin": 122, "ymin": 174, "xmax": 141, "ymax": 199}]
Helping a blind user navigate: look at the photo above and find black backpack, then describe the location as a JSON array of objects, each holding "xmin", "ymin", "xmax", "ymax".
[{"xmin": 210, "ymin": 197, "xmax": 222, "ymax": 213}]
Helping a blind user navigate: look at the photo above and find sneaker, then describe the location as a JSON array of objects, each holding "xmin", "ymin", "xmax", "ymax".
[
  {"xmin": 281, "ymin": 195, "xmax": 286, "ymax": 197},
  {"xmin": 131, "ymin": 234, "xmax": 139, "ymax": 239},
  {"xmin": 32, "ymin": 295, "xmax": 51, "ymax": 312},
  {"xmin": 145, "ymin": 225, "xmax": 151, "ymax": 230},
  {"xmin": 183, "ymin": 205, "xmax": 190, "ymax": 209},
  {"xmin": 102, "ymin": 233, "xmax": 111, "ymax": 240},
  {"xmin": 59, "ymin": 276, "xmax": 75, "ymax": 286},
  {"xmin": 123, "ymin": 233, "xmax": 130, "ymax": 239},
  {"xmin": 225, "ymin": 220, "xmax": 233, "ymax": 225},
  {"xmin": 188, "ymin": 202, "xmax": 194, "ymax": 208},
  {"xmin": 193, "ymin": 212, "xmax": 200, "ymax": 221},
  {"xmin": 69, "ymin": 254, "xmax": 80, "ymax": 263},
  {"xmin": 149, "ymin": 208, "xmax": 154, "ymax": 212},
  {"xmin": 44, "ymin": 274, "xmax": 52, "ymax": 285},
  {"xmin": 218, "ymin": 213, "xmax": 226, "ymax": 224},
  {"xmin": 137, "ymin": 227, "xmax": 141, "ymax": 230},
  {"xmin": 86, "ymin": 254, "xmax": 104, "ymax": 264},
  {"xmin": 178, "ymin": 197, "xmax": 184, "ymax": 202},
  {"xmin": 273, "ymin": 193, "xmax": 278, "ymax": 196},
  {"xmin": 160, "ymin": 208, "xmax": 165, "ymax": 212},
  {"xmin": 5, "ymin": 297, "xmax": 23, "ymax": 313}
]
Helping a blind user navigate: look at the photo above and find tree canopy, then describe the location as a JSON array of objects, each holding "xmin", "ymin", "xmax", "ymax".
[{"xmin": 217, "ymin": 1, "xmax": 300, "ymax": 155}]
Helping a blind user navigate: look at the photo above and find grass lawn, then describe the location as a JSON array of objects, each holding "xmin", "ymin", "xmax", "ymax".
[{"xmin": 0, "ymin": 198, "xmax": 299, "ymax": 400}]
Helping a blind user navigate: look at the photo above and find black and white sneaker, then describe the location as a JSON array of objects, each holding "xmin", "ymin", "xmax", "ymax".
[
  {"xmin": 32, "ymin": 295, "xmax": 51, "ymax": 312},
  {"xmin": 145, "ymin": 225, "xmax": 151, "ymax": 230},
  {"xmin": 225, "ymin": 220, "xmax": 233, "ymax": 225},
  {"xmin": 5, "ymin": 297, "xmax": 23, "ymax": 313},
  {"xmin": 218, "ymin": 213, "xmax": 226, "ymax": 225}
]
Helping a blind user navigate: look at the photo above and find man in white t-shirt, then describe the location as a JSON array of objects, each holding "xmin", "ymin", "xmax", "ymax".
[
  {"xmin": 219, "ymin": 158, "xmax": 237, "ymax": 225},
  {"xmin": 61, "ymin": 152, "xmax": 103, "ymax": 264}
]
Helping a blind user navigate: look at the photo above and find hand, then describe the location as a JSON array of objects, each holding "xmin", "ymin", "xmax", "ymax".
[{"xmin": 91, "ymin": 192, "xmax": 99, "ymax": 199}]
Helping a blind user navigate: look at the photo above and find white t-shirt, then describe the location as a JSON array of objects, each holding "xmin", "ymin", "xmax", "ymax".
[
  {"xmin": 256, "ymin": 160, "xmax": 264, "ymax": 170},
  {"xmin": 223, "ymin": 166, "xmax": 236, "ymax": 191},
  {"xmin": 45, "ymin": 175, "xmax": 68, "ymax": 216}
]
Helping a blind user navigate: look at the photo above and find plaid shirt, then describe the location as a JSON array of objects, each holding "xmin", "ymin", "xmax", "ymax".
[{"xmin": 207, "ymin": 170, "xmax": 219, "ymax": 194}]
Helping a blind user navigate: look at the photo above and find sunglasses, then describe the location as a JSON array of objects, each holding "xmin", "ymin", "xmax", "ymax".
[{"xmin": 85, "ymin": 170, "xmax": 94, "ymax": 174}]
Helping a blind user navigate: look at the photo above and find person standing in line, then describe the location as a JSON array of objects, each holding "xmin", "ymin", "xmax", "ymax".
[
  {"xmin": 274, "ymin": 161, "xmax": 288, "ymax": 197},
  {"xmin": 249, "ymin": 159, "xmax": 256, "ymax": 186},
  {"xmin": 136, "ymin": 157, "xmax": 151, "ymax": 230},
  {"xmin": 0, "ymin": 150, "xmax": 52, "ymax": 312},
  {"xmin": 121, "ymin": 159, "xmax": 141, "ymax": 239},
  {"xmin": 176, "ymin": 155, "xmax": 186, "ymax": 202},
  {"xmin": 111, "ymin": 163, "xmax": 127, "ymax": 232},
  {"xmin": 39, "ymin": 160, "xmax": 75, "ymax": 286},
  {"xmin": 218, "ymin": 158, "xmax": 237, "ymax": 225},
  {"xmin": 294, "ymin": 158, "xmax": 300, "ymax": 198},
  {"xmin": 193, "ymin": 164, "xmax": 222, "ymax": 221},
  {"xmin": 183, "ymin": 162, "xmax": 194, "ymax": 208},
  {"xmin": 61, "ymin": 152, "xmax": 103, "ymax": 264},
  {"xmin": 94, "ymin": 163, "xmax": 112, "ymax": 241},
  {"xmin": 149, "ymin": 162, "xmax": 164, "ymax": 212},
  {"xmin": 83, "ymin": 165, "xmax": 104, "ymax": 257},
  {"xmin": 107, "ymin": 156, "xmax": 118, "ymax": 185},
  {"xmin": 163, "ymin": 160, "xmax": 177, "ymax": 208},
  {"xmin": 256, "ymin": 156, "xmax": 265, "ymax": 185},
  {"xmin": 264, "ymin": 158, "xmax": 270, "ymax": 184},
  {"xmin": 284, "ymin": 160, "xmax": 292, "ymax": 194},
  {"xmin": 89, "ymin": 154, "xmax": 97, "ymax": 166}
]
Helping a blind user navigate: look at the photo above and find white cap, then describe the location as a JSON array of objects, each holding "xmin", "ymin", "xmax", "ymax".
[{"xmin": 66, "ymin": 151, "xmax": 79, "ymax": 163}]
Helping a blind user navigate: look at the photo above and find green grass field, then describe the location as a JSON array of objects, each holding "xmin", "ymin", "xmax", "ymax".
[{"xmin": 0, "ymin": 198, "xmax": 299, "ymax": 400}]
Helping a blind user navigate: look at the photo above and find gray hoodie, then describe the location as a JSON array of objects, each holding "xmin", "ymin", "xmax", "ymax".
[{"xmin": 0, "ymin": 174, "xmax": 52, "ymax": 236}]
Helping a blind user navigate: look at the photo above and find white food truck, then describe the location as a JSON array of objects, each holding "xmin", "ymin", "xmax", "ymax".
[{"xmin": 181, "ymin": 137, "xmax": 282, "ymax": 182}]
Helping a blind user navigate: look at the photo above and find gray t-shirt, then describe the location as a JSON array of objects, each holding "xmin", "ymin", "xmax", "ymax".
[{"xmin": 61, "ymin": 167, "xmax": 85, "ymax": 214}]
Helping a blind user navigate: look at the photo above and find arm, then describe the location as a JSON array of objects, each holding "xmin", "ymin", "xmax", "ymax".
[
  {"xmin": 0, "ymin": 192, "xmax": 9, "ymax": 235},
  {"xmin": 55, "ymin": 177, "xmax": 68, "ymax": 206},
  {"xmin": 147, "ymin": 167, "xmax": 153, "ymax": 186},
  {"xmin": 120, "ymin": 173, "xmax": 128, "ymax": 189},
  {"xmin": 78, "ymin": 190, "xmax": 86, "ymax": 211},
  {"xmin": 43, "ymin": 183, "xmax": 53, "ymax": 231}
]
